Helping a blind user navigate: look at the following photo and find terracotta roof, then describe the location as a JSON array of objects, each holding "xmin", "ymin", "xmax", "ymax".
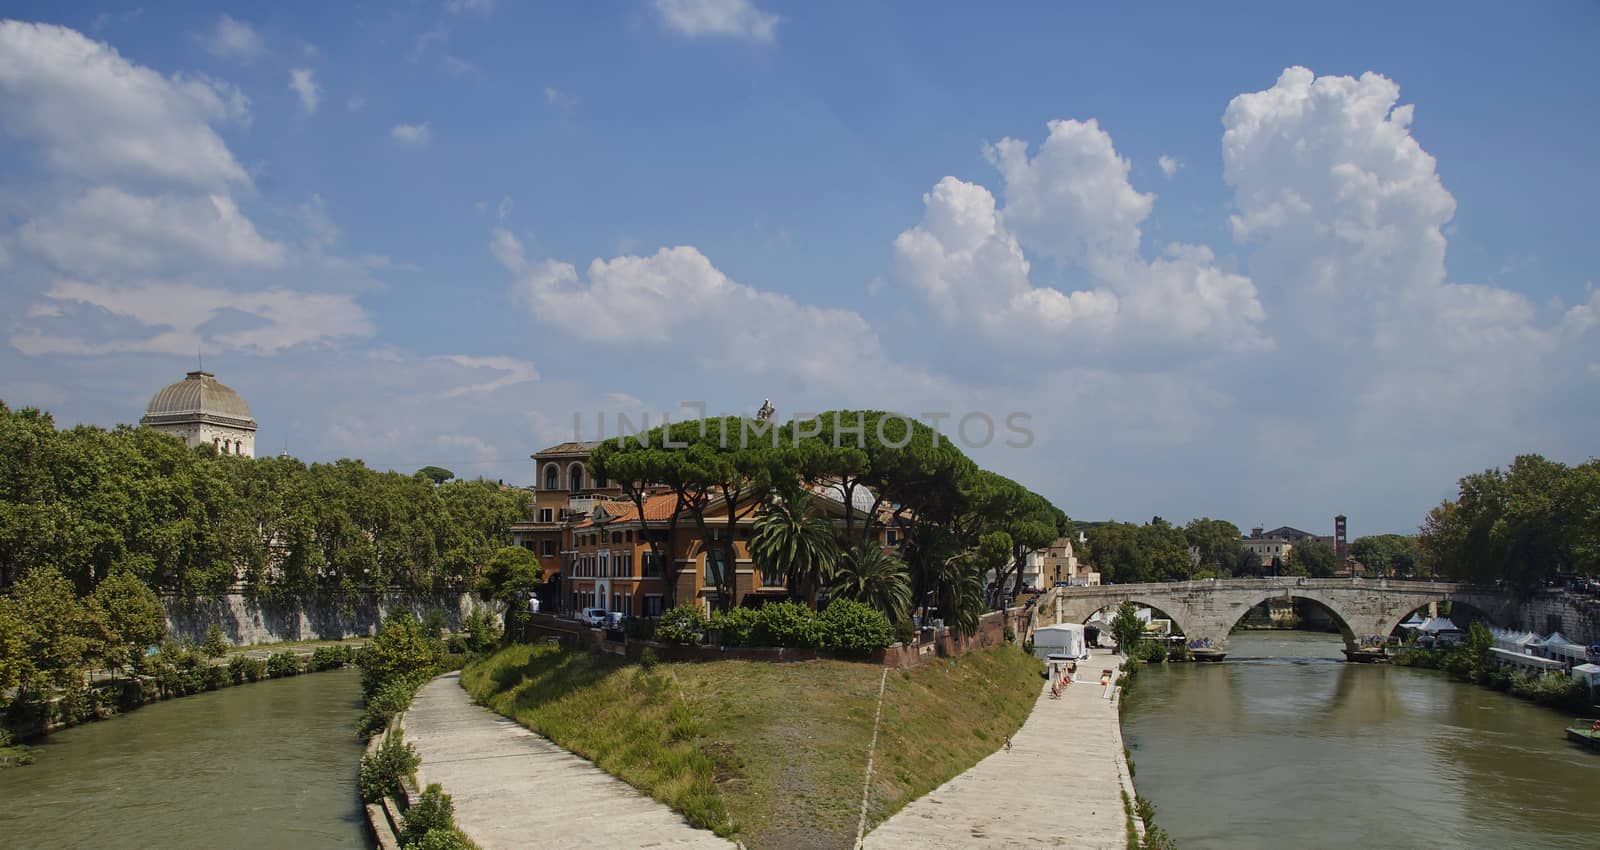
[
  {"xmin": 601, "ymin": 493, "xmax": 681, "ymax": 523},
  {"xmin": 533, "ymin": 440, "xmax": 601, "ymax": 458}
]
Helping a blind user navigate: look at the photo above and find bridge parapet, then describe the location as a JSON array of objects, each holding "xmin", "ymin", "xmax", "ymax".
[{"xmin": 1037, "ymin": 578, "xmax": 1510, "ymax": 653}]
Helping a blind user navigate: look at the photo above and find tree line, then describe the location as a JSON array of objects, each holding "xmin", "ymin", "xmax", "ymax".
[
  {"xmin": 1419, "ymin": 453, "xmax": 1600, "ymax": 594},
  {"xmin": 1083, "ymin": 516, "xmax": 1404, "ymax": 581},
  {"xmin": 0, "ymin": 401, "xmax": 530, "ymax": 600},
  {"xmin": 590, "ymin": 411, "xmax": 1073, "ymax": 635}
]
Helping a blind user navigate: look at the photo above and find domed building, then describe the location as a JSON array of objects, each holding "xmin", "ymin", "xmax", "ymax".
[{"xmin": 140, "ymin": 370, "xmax": 258, "ymax": 457}]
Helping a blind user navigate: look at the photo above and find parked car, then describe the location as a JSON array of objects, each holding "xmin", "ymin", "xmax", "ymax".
[
  {"xmin": 578, "ymin": 607, "xmax": 609, "ymax": 627},
  {"xmin": 604, "ymin": 611, "xmax": 628, "ymax": 630}
]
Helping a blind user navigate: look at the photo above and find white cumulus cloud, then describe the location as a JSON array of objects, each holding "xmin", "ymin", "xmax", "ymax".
[
  {"xmin": 289, "ymin": 67, "xmax": 320, "ymax": 114},
  {"xmin": 1158, "ymin": 155, "xmax": 1181, "ymax": 178},
  {"xmin": 201, "ymin": 15, "xmax": 264, "ymax": 62},
  {"xmin": 391, "ymin": 122, "xmax": 431, "ymax": 146},
  {"xmin": 653, "ymin": 0, "xmax": 779, "ymax": 43},
  {"xmin": 893, "ymin": 118, "xmax": 1269, "ymax": 355},
  {"xmin": 0, "ymin": 20, "xmax": 250, "ymax": 189}
]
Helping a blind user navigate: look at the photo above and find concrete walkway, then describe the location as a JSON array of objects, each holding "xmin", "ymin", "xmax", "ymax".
[
  {"xmin": 404, "ymin": 672, "xmax": 736, "ymax": 850},
  {"xmin": 864, "ymin": 649, "xmax": 1135, "ymax": 849}
]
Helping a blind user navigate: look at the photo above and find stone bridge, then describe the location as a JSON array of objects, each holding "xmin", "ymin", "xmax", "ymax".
[{"xmin": 1037, "ymin": 578, "xmax": 1513, "ymax": 653}]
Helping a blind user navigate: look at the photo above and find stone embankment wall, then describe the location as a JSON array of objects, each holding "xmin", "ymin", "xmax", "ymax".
[
  {"xmin": 163, "ymin": 591, "xmax": 483, "ymax": 645},
  {"xmin": 1512, "ymin": 591, "xmax": 1600, "ymax": 644},
  {"xmin": 517, "ymin": 606, "xmax": 1034, "ymax": 671}
]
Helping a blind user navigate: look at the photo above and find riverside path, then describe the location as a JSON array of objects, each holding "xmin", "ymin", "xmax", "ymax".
[
  {"xmin": 863, "ymin": 648, "xmax": 1135, "ymax": 849},
  {"xmin": 403, "ymin": 672, "xmax": 736, "ymax": 850}
]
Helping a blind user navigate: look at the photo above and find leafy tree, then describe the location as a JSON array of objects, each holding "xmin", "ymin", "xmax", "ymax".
[
  {"xmin": 1233, "ymin": 548, "xmax": 1264, "ymax": 578},
  {"xmin": 831, "ymin": 543, "xmax": 912, "ymax": 623},
  {"xmin": 1287, "ymin": 539, "xmax": 1338, "ymax": 578},
  {"xmin": 1110, "ymin": 601, "xmax": 1145, "ymax": 655},
  {"xmin": 1184, "ymin": 518, "xmax": 1242, "ymax": 576},
  {"xmin": 6, "ymin": 566, "xmax": 98, "ymax": 700},
  {"xmin": 358, "ymin": 610, "xmax": 441, "ymax": 698},
  {"xmin": 1349, "ymin": 533, "xmax": 1420, "ymax": 578},
  {"xmin": 478, "ymin": 546, "xmax": 542, "ymax": 631},
  {"xmin": 749, "ymin": 487, "xmax": 838, "ymax": 605},
  {"xmin": 90, "ymin": 568, "xmax": 169, "ymax": 672},
  {"xmin": 416, "ymin": 466, "xmax": 455, "ymax": 485}
]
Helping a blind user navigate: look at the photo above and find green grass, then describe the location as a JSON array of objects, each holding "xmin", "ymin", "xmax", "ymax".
[{"xmin": 460, "ymin": 644, "xmax": 1042, "ymax": 850}]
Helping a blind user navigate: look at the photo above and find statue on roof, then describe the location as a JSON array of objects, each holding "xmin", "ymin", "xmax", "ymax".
[{"xmin": 756, "ymin": 398, "xmax": 775, "ymax": 422}]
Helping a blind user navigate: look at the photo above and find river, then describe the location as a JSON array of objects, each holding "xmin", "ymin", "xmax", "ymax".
[
  {"xmin": 1119, "ymin": 631, "xmax": 1599, "ymax": 849},
  {"xmin": 0, "ymin": 668, "xmax": 371, "ymax": 850}
]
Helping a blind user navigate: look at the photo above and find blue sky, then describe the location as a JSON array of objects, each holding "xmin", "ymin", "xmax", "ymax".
[{"xmin": 1, "ymin": 1, "xmax": 1596, "ymax": 537}]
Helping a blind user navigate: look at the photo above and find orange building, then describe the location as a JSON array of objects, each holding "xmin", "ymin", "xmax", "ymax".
[{"xmin": 511, "ymin": 440, "xmax": 903, "ymax": 618}]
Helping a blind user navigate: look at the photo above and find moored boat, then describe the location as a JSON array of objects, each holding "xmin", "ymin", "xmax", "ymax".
[{"xmin": 1566, "ymin": 719, "xmax": 1600, "ymax": 752}]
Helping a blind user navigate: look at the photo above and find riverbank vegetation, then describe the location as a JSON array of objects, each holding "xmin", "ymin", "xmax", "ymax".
[
  {"xmin": 1394, "ymin": 621, "xmax": 1593, "ymax": 713},
  {"xmin": 460, "ymin": 642, "xmax": 1041, "ymax": 849},
  {"xmin": 0, "ymin": 562, "xmax": 370, "ymax": 753},
  {"xmin": 0, "ymin": 401, "xmax": 528, "ymax": 598},
  {"xmin": 1419, "ymin": 453, "xmax": 1600, "ymax": 593}
]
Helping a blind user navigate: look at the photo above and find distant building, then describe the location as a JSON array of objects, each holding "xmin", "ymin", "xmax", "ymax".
[
  {"xmin": 1022, "ymin": 535, "xmax": 1098, "ymax": 589},
  {"xmin": 140, "ymin": 370, "xmax": 257, "ymax": 458}
]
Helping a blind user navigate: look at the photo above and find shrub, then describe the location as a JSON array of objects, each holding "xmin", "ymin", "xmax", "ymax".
[
  {"xmin": 201, "ymin": 625, "xmax": 230, "ymax": 659},
  {"xmin": 1134, "ymin": 641, "xmax": 1167, "ymax": 664},
  {"xmin": 1003, "ymin": 625, "xmax": 1016, "ymax": 644},
  {"xmin": 406, "ymin": 830, "xmax": 468, "ymax": 850},
  {"xmin": 202, "ymin": 664, "xmax": 230, "ymax": 691},
  {"xmin": 639, "ymin": 647, "xmax": 659, "ymax": 671},
  {"xmin": 266, "ymin": 651, "xmax": 302, "ymax": 678},
  {"xmin": 359, "ymin": 730, "xmax": 420, "ymax": 803},
  {"xmin": 1166, "ymin": 643, "xmax": 1190, "ymax": 662},
  {"xmin": 710, "ymin": 607, "xmax": 760, "ymax": 646},
  {"xmin": 817, "ymin": 599, "xmax": 893, "ymax": 652},
  {"xmin": 360, "ymin": 611, "xmax": 444, "ymax": 698},
  {"xmin": 228, "ymin": 654, "xmax": 265, "ymax": 684},
  {"xmin": 402, "ymin": 783, "xmax": 456, "ymax": 846},
  {"xmin": 421, "ymin": 610, "xmax": 449, "ymax": 642},
  {"xmin": 358, "ymin": 674, "xmax": 429, "ymax": 738},
  {"xmin": 654, "ymin": 604, "xmax": 708, "ymax": 646},
  {"xmin": 461, "ymin": 606, "xmax": 502, "ymax": 653},
  {"xmin": 754, "ymin": 601, "xmax": 820, "ymax": 648},
  {"xmin": 308, "ymin": 644, "xmax": 353, "ymax": 672},
  {"xmin": 893, "ymin": 618, "xmax": 917, "ymax": 646}
]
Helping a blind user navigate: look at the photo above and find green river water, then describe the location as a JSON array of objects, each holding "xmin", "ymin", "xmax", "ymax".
[
  {"xmin": 0, "ymin": 667, "xmax": 371, "ymax": 850},
  {"xmin": 1120, "ymin": 631, "xmax": 1599, "ymax": 850}
]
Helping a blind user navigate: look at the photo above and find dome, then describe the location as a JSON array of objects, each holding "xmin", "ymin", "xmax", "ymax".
[{"xmin": 140, "ymin": 370, "xmax": 256, "ymax": 429}]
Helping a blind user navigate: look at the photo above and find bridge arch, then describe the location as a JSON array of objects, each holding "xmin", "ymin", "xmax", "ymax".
[
  {"xmin": 1074, "ymin": 599, "xmax": 1196, "ymax": 646},
  {"xmin": 1221, "ymin": 590, "xmax": 1361, "ymax": 646}
]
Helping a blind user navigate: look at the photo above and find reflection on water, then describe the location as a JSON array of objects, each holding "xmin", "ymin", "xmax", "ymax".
[
  {"xmin": 1121, "ymin": 632, "xmax": 1599, "ymax": 850},
  {"xmin": 0, "ymin": 668, "xmax": 370, "ymax": 850}
]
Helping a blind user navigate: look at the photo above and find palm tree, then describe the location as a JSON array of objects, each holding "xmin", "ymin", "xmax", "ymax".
[
  {"xmin": 750, "ymin": 488, "xmax": 839, "ymax": 605},
  {"xmin": 832, "ymin": 542, "xmax": 912, "ymax": 623}
]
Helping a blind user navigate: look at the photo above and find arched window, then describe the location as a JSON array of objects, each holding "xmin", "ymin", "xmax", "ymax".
[
  {"xmin": 569, "ymin": 463, "xmax": 584, "ymax": 493},
  {"xmin": 594, "ymin": 471, "xmax": 608, "ymax": 489},
  {"xmin": 544, "ymin": 464, "xmax": 559, "ymax": 491},
  {"xmin": 214, "ymin": 437, "xmax": 222, "ymax": 453}
]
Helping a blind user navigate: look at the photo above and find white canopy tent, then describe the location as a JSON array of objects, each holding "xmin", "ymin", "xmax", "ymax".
[{"xmin": 1034, "ymin": 623, "xmax": 1089, "ymax": 660}]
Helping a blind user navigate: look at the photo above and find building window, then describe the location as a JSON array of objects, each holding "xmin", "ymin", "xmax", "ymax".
[
  {"xmin": 642, "ymin": 552, "xmax": 662, "ymax": 578},
  {"xmin": 626, "ymin": 530, "xmax": 633, "ymax": 543},
  {"xmin": 611, "ymin": 532, "xmax": 622, "ymax": 544},
  {"xmin": 545, "ymin": 465, "xmax": 559, "ymax": 491},
  {"xmin": 595, "ymin": 472, "xmax": 608, "ymax": 488},
  {"xmin": 644, "ymin": 595, "xmax": 664, "ymax": 617},
  {"xmin": 542, "ymin": 540, "xmax": 556, "ymax": 557},
  {"xmin": 569, "ymin": 464, "xmax": 584, "ymax": 492},
  {"xmin": 538, "ymin": 508, "xmax": 554, "ymax": 523},
  {"xmin": 704, "ymin": 549, "xmax": 727, "ymax": 582}
]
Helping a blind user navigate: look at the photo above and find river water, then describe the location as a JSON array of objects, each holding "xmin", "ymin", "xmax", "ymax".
[
  {"xmin": 0, "ymin": 668, "xmax": 371, "ymax": 850},
  {"xmin": 1119, "ymin": 631, "xmax": 1599, "ymax": 850}
]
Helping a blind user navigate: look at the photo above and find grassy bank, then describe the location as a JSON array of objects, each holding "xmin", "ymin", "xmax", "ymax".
[{"xmin": 460, "ymin": 644, "xmax": 1042, "ymax": 850}]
